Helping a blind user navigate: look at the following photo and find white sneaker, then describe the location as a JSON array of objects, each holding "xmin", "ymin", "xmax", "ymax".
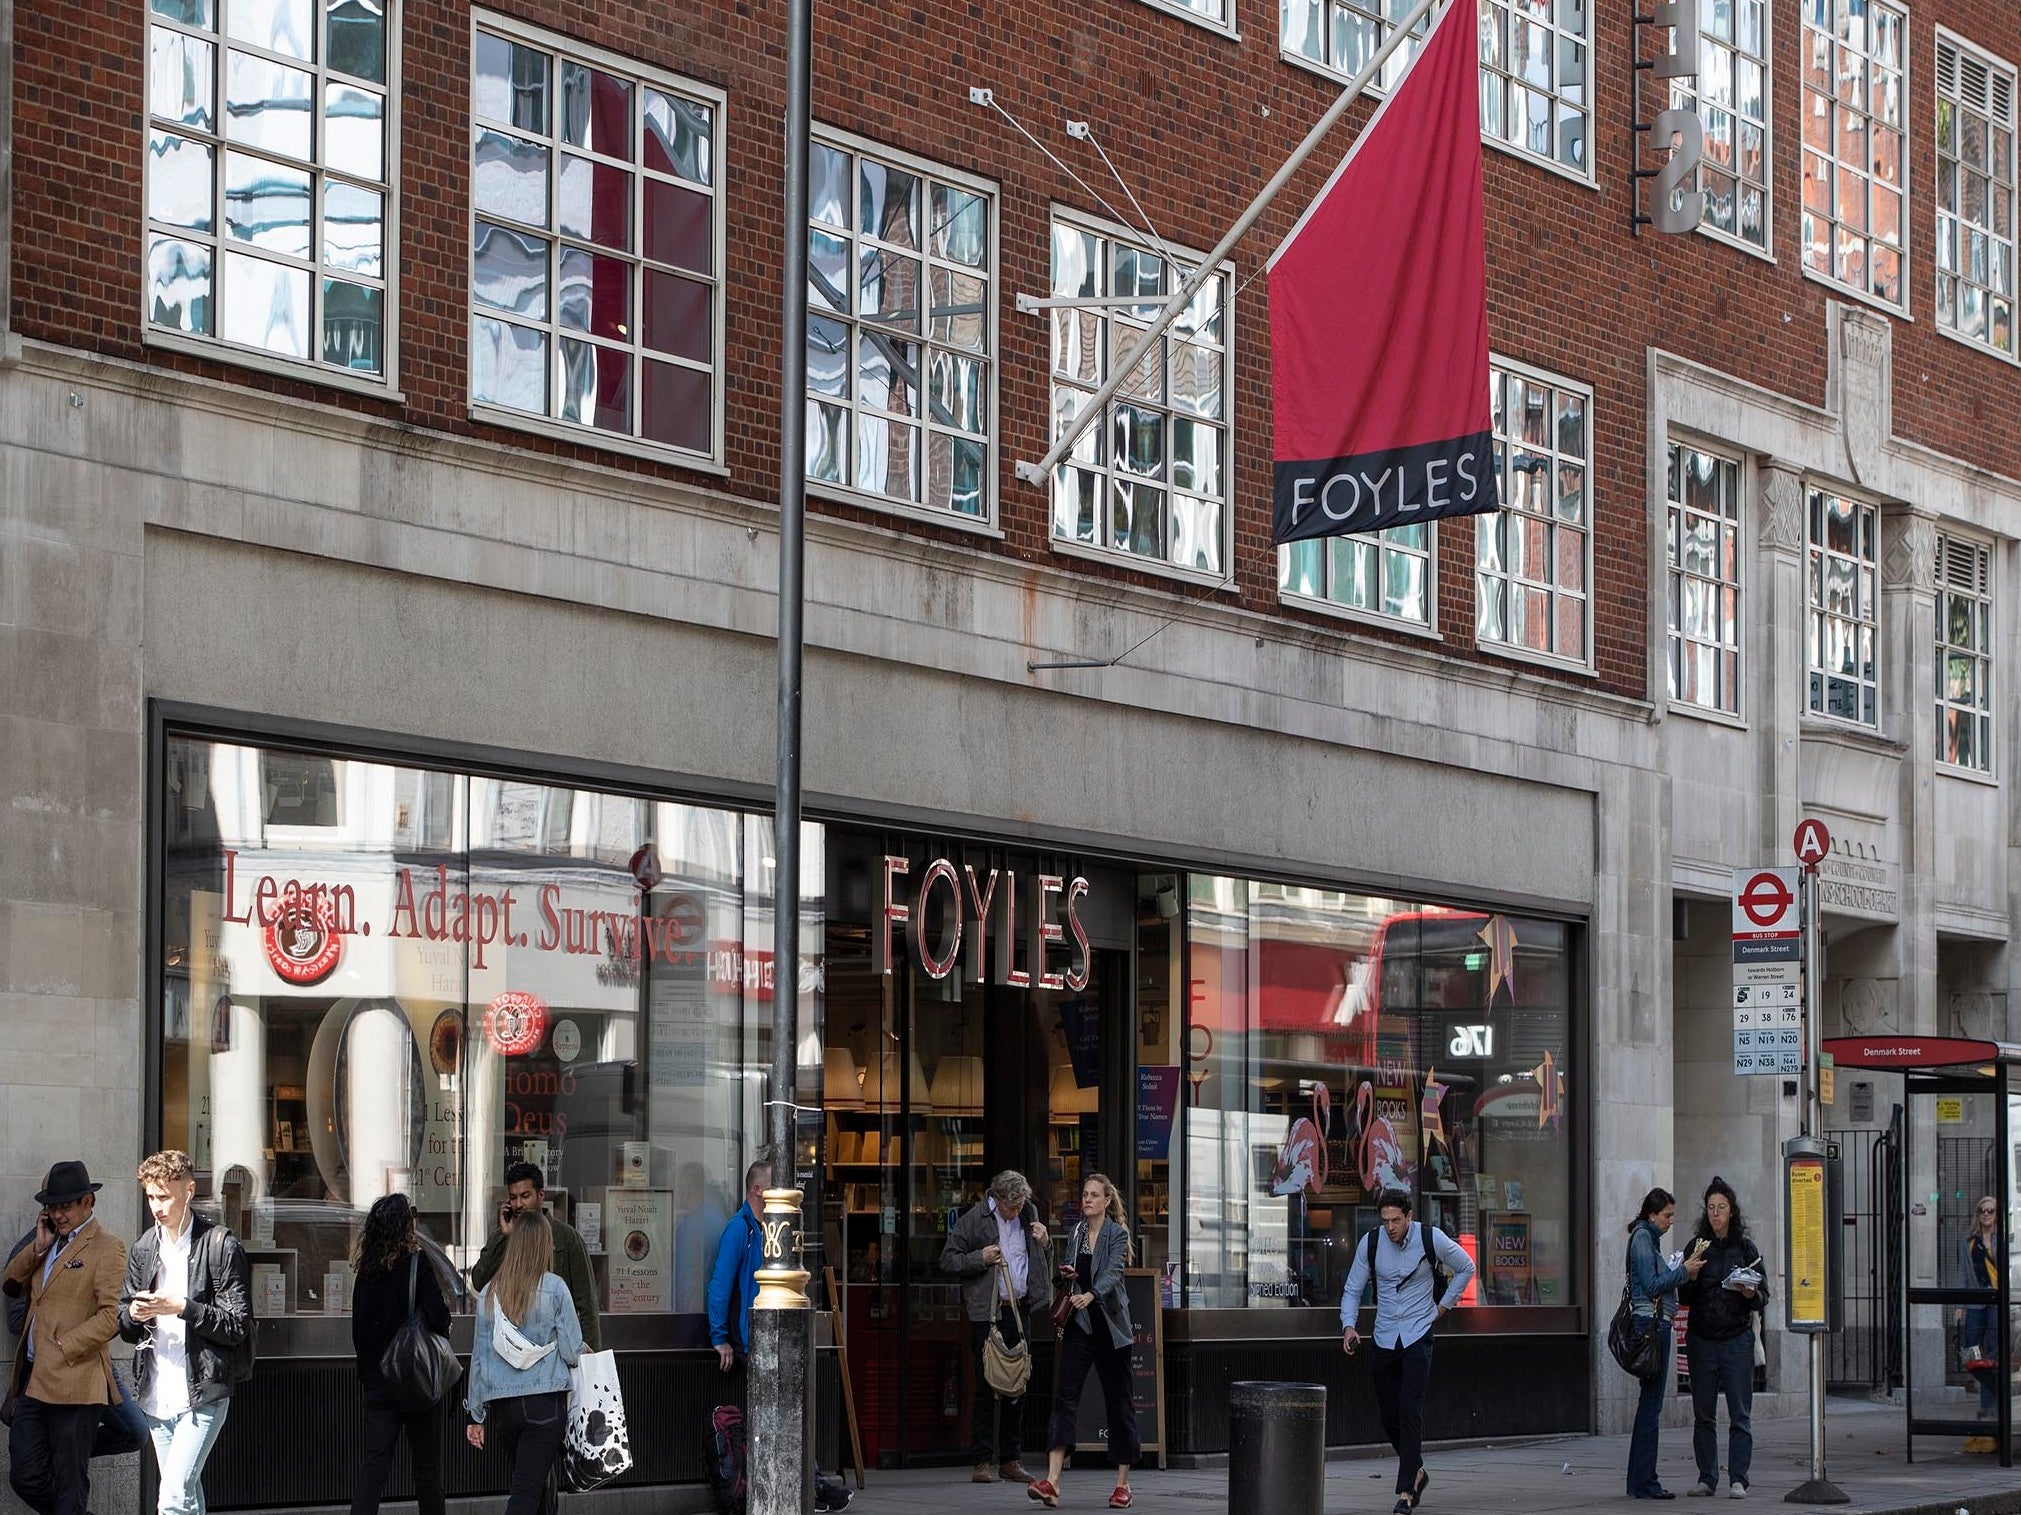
[{"xmin": 1729, "ymin": 1481, "xmax": 1748, "ymax": 1499}]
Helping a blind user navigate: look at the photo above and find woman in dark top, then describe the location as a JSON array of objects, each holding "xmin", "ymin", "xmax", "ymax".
[
  {"xmin": 1030, "ymin": 1174, "xmax": 1138, "ymax": 1511},
  {"xmin": 351, "ymin": 1193, "xmax": 451, "ymax": 1515},
  {"xmin": 1675, "ymin": 1177, "xmax": 1766, "ymax": 1498}
]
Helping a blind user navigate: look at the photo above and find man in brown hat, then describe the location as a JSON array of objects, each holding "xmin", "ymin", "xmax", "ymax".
[{"xmin": 4, "ymin": 1160, "xmax": 128, "ymax": 1515}]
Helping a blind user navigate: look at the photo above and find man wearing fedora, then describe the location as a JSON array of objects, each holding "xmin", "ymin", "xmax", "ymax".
[{"xmin": 4, "ymin": 1160, "xmax": 129, "ymax": 1515}]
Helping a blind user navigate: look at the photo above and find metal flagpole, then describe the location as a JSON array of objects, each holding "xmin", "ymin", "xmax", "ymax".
[
  {"xmin": 1013, "ymin": 0, "xmax": 1442, "ymax": 488},
  {"xmin": 751, "ymin": 0, "xmax": 815, "ymax": 1505}
]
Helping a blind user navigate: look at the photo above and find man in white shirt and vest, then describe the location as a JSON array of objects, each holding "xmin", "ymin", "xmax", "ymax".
[
  {"xmin": 118, "ymin": 1150, "xmax": 253, "ymax": 1515},
  {"xmin": 1340, "ymin": 1190, "xmax": 1476, "ymax": 1515}
]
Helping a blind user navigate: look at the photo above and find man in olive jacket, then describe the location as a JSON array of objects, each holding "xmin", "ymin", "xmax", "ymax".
[
  {"xmin": 469, "ymin": 1161, "xmax": 601, "ymax": 1351},
  {"xmin": 940, "ymin": 1170, "xmax": 1053, "ymax": 1486},
  {"xmin": 5, "ymin": 1160, "xmax": 129, "ymax": 1515}
]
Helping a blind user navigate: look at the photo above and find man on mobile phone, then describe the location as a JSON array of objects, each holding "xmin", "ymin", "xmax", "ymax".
[
  {"xmin": 468, "ymin": 1161, "xmax": 601, "ymax": 1351},
  {"xmin": 118, "ymin": 1149, "xmax": 253, "ymax": 1515},
  {"xmin": 4, "ymin": 1160, "xmax": 129, "ymax": 1515},
  {"xmin": 1340, "ymin": 1191, "xmax": 1477, "ymax": 1515}
]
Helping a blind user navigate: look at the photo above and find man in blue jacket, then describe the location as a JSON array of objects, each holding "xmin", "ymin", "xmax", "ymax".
[{"xmin": 707, "ymin": 1159, "xmax": 770, "ymax": 1371}]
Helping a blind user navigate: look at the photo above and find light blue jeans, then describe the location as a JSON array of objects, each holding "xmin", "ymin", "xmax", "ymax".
[{"xmin": 144, "ymin": 1400, "xmax": 230, "ymax": 1515}]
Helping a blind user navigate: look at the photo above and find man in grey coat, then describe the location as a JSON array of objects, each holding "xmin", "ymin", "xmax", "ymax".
[{"xmin": 940, "ymin": 1170, "xmax": 1053, "ymax": 1486}]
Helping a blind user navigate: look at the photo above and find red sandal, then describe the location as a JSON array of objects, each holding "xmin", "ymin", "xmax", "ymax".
[
  {"xmin": 1109, "ymin": 1489, "xmax": 1133, "ymax": 1509},
  {"xmin": 1028, "ymin": 1479, "xmax": 1060, "ymax": 1508}
]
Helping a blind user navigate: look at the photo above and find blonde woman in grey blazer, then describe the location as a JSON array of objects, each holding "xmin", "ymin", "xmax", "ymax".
[{"xmin": 1029, "ymin": 1173, "xmax": 1139, "ymax": 1510}]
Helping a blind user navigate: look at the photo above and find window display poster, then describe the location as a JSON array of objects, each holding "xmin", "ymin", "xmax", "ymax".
[
  {"xmin": 1137, "ymin": 1066, "xmax": 1181, "ymax": 1160},
  {"xmin": 606, "ymin": 1188, "xmax": 674, "ymax": 1313},
  {"xmin": 1486, "ymin": 1214, "xmax": 1532, "ymax": 1304}
]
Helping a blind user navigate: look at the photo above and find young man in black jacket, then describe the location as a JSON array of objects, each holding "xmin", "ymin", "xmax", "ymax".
[{"xmin": 117, "ymin": 1150, "xmax": 253, "ymax": 1515}]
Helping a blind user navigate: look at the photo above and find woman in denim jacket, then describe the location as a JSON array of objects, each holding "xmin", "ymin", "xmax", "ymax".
[
  {"xmin": 464, "ymin": 1212, "xmax": 583, "ymax": 1513},
  {"xmin": 1624, "ymin": 1187, "xmax": 1705, "ymax": 1500}
]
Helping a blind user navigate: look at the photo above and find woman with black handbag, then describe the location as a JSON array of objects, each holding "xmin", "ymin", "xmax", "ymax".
[
  {"xmin": 464, "ymin": 1210, "xmax": 583, "ymax": 1513},
  {"xmin": 1624, "ymin": 1187, "xmax": 1705, "ymax": 1500},
  {"xmin": 350, "ymin": 1194, "xmax": 451, "ymax": 1515}
]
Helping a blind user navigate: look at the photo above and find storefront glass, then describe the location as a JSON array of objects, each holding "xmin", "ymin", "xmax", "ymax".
[
  {"xmin": 157, "ymin": 734, "xmax": 818, "ymax": 1340},
  {"xmin": 1183, "ymin": 876, "xmax": 1577, "ymax": 1311}
]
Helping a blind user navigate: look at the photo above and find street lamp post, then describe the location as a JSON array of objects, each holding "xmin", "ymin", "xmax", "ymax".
[{"xmin": 750, "ymin": 0, "xmax": 816, "ymax": 1507}]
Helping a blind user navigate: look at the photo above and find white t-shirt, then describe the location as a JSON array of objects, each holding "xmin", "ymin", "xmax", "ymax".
[{"xmin": 143, "ymin": 1220, "xmax": 195, "ymax": 1419}]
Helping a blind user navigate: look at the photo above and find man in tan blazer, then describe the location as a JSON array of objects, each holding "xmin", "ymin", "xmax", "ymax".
[{"xmin": 5, "ymin": 1160, "xmax": 128, "ymax": 1515}]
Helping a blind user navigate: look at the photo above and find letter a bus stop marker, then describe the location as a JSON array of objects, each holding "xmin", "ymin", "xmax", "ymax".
[{"xmin": 1793, "ymin": 817, "xmax": 1831, "ymax": 873}]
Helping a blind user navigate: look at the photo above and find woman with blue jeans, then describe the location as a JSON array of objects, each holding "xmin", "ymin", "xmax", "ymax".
[
  {"xmin": 1676, "ymin": 1177, "xmax": 1765, "ymax": 1498},
  {"xmin": 465, "ymin": 1211, "xmax": 584, "ymax": 1514},
  {"xmin": 1954, "ymin": 1195, "xmax": 2002, "ymax": 1449},
  {"xmin": 1625, "ymin": 1187, "xmax": 1705, "ymax": 1500}
]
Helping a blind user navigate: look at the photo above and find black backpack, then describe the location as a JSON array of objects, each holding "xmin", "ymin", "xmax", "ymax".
[{"xmin": 1362, "ymin": 1220, "xmax": 1451, "ymax": 1305}]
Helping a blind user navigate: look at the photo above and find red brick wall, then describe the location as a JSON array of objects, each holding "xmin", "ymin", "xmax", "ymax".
[{"xmin": 11, "ymin": 0, "xmax": 2021, "ymax": 701}]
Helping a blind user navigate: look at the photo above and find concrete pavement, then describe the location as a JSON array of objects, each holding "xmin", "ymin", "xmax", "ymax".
[{"xmin": 830, "ymin": 1399, "xmax": 2021, "ymax": 1515}]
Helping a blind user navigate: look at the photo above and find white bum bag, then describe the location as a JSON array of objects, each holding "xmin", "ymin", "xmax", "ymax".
[{"xmin": 484, "ymin": 1289, "xmax": 558, "ymax": 1371}]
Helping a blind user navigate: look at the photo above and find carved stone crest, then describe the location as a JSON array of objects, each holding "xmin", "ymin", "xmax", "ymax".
[
  {"xmin": 1834, "ymin": 307, "xmax": 1892, "ymax": 486},
  {"xmin": 1839, "ymin": 976, "xmax": 1891, "ymax": 1034},
  {"xmin": 1951, "ymin": 991, "xmax": 1999, "ymax": 1042}
]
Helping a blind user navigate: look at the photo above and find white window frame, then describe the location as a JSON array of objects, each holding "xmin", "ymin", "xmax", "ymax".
[
  {"xmin": 465, "ymin": 11, "xmax": 728, "ymax": 469},
  {"xmin": 1805, "ymin": 486, "xmax": 1882, "ymax": 728},
  {"xmin": 1279, "ymin": 524, "xmax": 1438, "ymax": 635},
  {"xmin": 1799, "ymin": 0, "xmax": 1910, "ymax": 313},
  {"xmin": 1134, "ymin": 0, "xmax": 1239, "ymax": 41},
  {"xmin": 1668, "ymin": 0, "xmax": 1774, "ymax": 259},
  {"xmin": 1475, "ymin": 355, "xmax": 1593, "ymax": 672},
  {"xmin": 1664, "ymin": 441, "xmax": 1744, "ymax": 719},
  {"xmin": 1935, "ymin": 530, "xmax": 1995, "ymax": 774},
  {"xmin": 804, "ymin": 126, "xmax": 1001, "ymax": 533},
  {"xmin": 1278, "ymin": 0, "xmax": 1595, "ymax": 186},
  {"xmin": 1045, "ymin": 206, "xmax": 1235, "ymax": 587},
  {"xmin": 1934, "ymin": 29, "xmax": 2018, "ymax": 361},
  {"xmin": 143, "ymin": 0, "xmax": 403, "ymax": 395}
]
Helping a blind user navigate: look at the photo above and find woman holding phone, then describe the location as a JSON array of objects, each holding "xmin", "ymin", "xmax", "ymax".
[
  {"xmin": 1029, "ymin": 1174, "xmax": 1138, "ymax": 1511},
  {"xmin": 1624, "ymin": 1186, "xmax": 1705, "ymax": 1500}
]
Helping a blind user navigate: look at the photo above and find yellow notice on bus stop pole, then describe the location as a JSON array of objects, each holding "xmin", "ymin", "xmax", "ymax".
[{"xmin": 1787, "ymin": 1154, "xmax": 1827, "ymax": 1330}]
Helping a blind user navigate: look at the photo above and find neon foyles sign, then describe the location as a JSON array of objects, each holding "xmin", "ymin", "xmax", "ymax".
[{"xmin": 875, "ymin": 855, "xmax": 1092, "ymax": 991}]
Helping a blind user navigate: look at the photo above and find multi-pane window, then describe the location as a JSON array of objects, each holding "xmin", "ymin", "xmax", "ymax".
[
  {"xmin": 469, "ymin": 20, "xmax": 721, "ymax": 456},
  {"xmin": 1280, "ymin": 527, "xmax": 1432, "ymax": 625},
  {"xmin": 1665, "ymin": 445, "xmax": 1742, "ymax": 715},
  {"xmin": 1936, "ymin": 35, "xmax": 2017, "ymax": 356},
  {"xmin": 1668, "ymin": 0, "xmax": 1770, "ymax": 250},
  {"xmin": 807, "ymin": 140, "xmax": 994, "ymax": 520},
  {"xmin": 145, "ymin": 0, "xmax": 394, "ymax": 377},
  {"xmin": 1049, "ymin": 219, "xmax": 1230, "ymax": 576},
  {"xmin": 1477, "ymin": 363, "xmax": 1589, "ymax": 663},
  {"xmin": 1141, "ymin": 0, "xmax": 1230, "ymax": 31},
  {"xmin": 1481, "ymin": 0, "xmax": 1591, "ymax": 175},
  {"xmin": 1280, "ymin": 0, "xmax": 1427, "ymax": 91},
  {"xmin": 1800, "ymin": 0, "xmax": 1907, "ymax": 307},
  {"xmin": 1936, "ymin": 533, "xmax": 1993, "ymax": 771},
  {"xmin": 1806, "ymin": 489, "xmax": 1880, "ymax": 726}
]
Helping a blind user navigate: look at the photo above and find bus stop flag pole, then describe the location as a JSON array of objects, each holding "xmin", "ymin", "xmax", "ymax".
[{"xmin": 1786, "ymin": 860, "xmax": 1847, "ymax": 1505}]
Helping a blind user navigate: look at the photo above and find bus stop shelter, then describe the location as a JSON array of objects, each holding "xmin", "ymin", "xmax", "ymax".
[{"xmin": 1824, "ymin": 1036, "xmax": 2019, "ymax": 1468}]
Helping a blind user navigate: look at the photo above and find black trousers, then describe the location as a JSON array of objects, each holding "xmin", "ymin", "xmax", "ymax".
[
  {"xmin": 487, "ymin": 1390, "xmax": 569, "ymax": 1515},
  {"xmin": 970, "ymin": 1307, "xmax": 1027, "ymax": 1465},
  {"xmin": 1369, "ymin": 1333, "xmax": 1435, "ymax": 1496},
  {"xmin": 1046, "ymin": 1321, "xmax": 1140, "ymax": 1467},
  {"xmin": 350, "ymin": 1389, "xmax": 447, "ymax": 1515},
  {"xmin": 8, "ymin": 1396, "xmax": 101, "ymax": 1515}
]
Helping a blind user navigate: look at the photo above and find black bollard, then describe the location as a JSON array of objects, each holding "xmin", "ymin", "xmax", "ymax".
[{"xmin": 1228, "ymin": 1380, "xmax": 1327, "ymax": 1515}]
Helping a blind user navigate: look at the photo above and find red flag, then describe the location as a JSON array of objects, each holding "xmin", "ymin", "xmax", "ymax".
[{"xmin": 1268, "ymin": 0, "xmax": 1498, "ymax": 544}]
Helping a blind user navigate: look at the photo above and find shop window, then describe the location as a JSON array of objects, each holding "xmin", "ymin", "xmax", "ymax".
[
  {"xmin": 1048, "ymin": 213, "xmax": 1232, "ymax": 581},
  {"xmin": 1806, "ymin": 487, "xmax": 1880, "ymax": 726},
  {"xmin": 1800, "ymin": 0, "xmax": 1907, "ymax": 308},
  {"xmin": 156, "ymin": 734, "xmax": 813, "ymax": 1341},
  {"xmin": 469, "ymin": 14, "xmax": 725, "ymax": 460},
  {"xmin": 806, "ymin": 135, "xmax": 997, "ymax": 522},
  {"xmin": 145, "ymin": 0, "xmax": 396, "ymax": 380},
  {"xmin": 1182, "ymin": 876, "xmax": 1577, "ymax": 1312}
]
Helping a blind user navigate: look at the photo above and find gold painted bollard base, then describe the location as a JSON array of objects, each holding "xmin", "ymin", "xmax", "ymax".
[{"xmin": 756, "ymin": 1187, "xmax": 811, "ymax": 1308}]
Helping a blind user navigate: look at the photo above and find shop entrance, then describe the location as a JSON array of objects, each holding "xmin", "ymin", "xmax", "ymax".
[{"xmin": 817, "ymin": 839, "xmax": 1155, "ymax": 1468}]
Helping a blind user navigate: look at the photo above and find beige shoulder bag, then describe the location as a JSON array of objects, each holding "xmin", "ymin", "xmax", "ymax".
[{"xmin": 981, "ymin": 1258, "xmax": 1032, "ymax": 1399}]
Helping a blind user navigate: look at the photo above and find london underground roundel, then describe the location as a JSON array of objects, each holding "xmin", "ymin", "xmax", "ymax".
[
  {"xmin": 484, "ymin": 991, "xmax": 549, "ymax": 1057},
  {"xmin": 263, "ymin": 896, "xmax": 343, "ymax": 986}
]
